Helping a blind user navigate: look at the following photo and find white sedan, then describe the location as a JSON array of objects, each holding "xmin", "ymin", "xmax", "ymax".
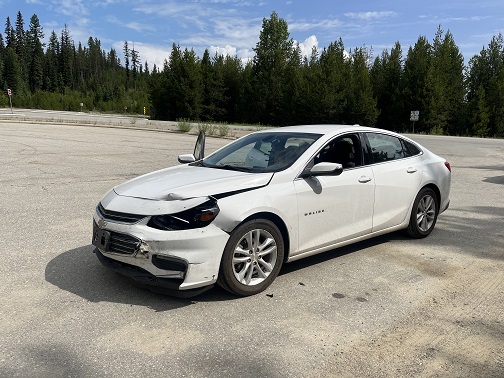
[{"xmin": 92, "ymin": 125, "xmax": 451, "ymax": 297}]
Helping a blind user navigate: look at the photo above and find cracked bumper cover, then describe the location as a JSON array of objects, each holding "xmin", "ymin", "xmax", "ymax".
[{"xmin": 93, "ymin": 212, "xmax": 230, "ymax": 292}]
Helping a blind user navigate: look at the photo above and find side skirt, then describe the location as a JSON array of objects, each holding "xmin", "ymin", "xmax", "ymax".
[{"xmin": 286, "ymin": 224, "xmax": 406, "ymax": 263}]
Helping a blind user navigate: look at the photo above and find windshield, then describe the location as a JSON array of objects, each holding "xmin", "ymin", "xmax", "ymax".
[{"xmin": 202, "ymin": 132, "xmax": 321, "ymax": 173}]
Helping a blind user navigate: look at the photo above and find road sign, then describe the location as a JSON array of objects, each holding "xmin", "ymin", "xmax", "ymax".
[
  {"xmin": 7, "ymin": 89, "xmax": 13, "ymax": 114},
  {"xmin": 410, "ymin": 110, "xmax": 420, "ymax": 121}
]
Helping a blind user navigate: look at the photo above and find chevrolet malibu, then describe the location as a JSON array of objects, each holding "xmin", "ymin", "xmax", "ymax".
[{"xmin": 92, "ymin": 125, "xmax": 451, "ymax": 297}]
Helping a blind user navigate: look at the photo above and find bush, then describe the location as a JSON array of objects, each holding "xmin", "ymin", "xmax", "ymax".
[
  {"xmin": 207, "ymin": 124, "xmax": 217, "ymax": 135},
  {"xmin": 177, "ymin": 118, "xmax": 192, "ymax": 132},
  {"xmin": 218, "ymin": 123, "xmax": 230, "ymax": 137},
  {"xmin": 198, "ymin": 122, "xmax": 209, "ymax": 133}
]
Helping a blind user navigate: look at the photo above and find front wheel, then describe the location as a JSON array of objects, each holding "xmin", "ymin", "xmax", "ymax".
[
  {"xmin": 217, "ymin": 219, "xmax": 284, "ymax": 296},
  {"xmin": 407, "ymin": 187, "xmax": 439, "ymax": 238}
]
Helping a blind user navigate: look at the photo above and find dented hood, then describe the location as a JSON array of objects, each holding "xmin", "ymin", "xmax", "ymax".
[{"xmin": 114, "ymin": 165, "xmax": 273, "ymax": 201}]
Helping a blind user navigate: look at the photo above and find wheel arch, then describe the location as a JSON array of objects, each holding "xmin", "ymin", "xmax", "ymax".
[
  {"xmin": 421, "ymin": 183, "xmax": 441, "ymax": 205},
  {"xmin": 239, "ymin": 212, "xmax": 291, "ymax": 263}
]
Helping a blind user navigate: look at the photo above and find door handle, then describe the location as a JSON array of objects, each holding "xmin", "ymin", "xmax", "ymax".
[
  {"xmin": 407, "ymin": 167, "xmax": 417, "ymax": 173},
  {"xmin": 358, "ymin": 176, "xmax": 373, "ymax": 183}
]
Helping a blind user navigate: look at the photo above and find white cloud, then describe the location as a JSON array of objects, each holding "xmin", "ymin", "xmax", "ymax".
[
  {"xmin": 294, "ymin": 35, "xmax": 318, "ymax": 57},
  {"xmin": 44, "ymin": 21, "xmax": 58, "ymax": 30},
  {"xmin": 289, "ymin": 18, "xmax": 342, "ymax": 32},
  {"xmin": 236, "ymin": 48, "xmax": 254, "ymax": 64},
  {"xmin": 344, "ymin": 11, "xmax": 398, "ymax": 21},
  {"xmin": 106, "ymin": 16, "xmax": 156, "ymax": 33},
  {"xmin": 209, "ymin": 44, "xmax": 237, "ymax": 56},
  {"xmin": 133, "ymin": 1, "xmax": 201, "ymax": 17},
  {"xmin": 125, "ymin": 22, "xmax": 156, "ymax": 33},
  {"xmin": 51, "ymin": 0, "xmax": 89, "ymax": 17},
  {"xmin": 113, "ymin": 41, "xmax": 172, "ymax": 68}
]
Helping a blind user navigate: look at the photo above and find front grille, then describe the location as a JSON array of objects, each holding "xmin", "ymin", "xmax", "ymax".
[
  {"xmin": 109, "ymin": 232, "xmax": 141, "ymax": 255},
  {"xmin": 97, "ymin": 203, "xmax": 145, "ymax": 224}
]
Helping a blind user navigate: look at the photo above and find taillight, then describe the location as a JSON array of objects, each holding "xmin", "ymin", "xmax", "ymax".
[{"xmin": 444, "ymin": 162, "xmax": 451, "ymax": 172}]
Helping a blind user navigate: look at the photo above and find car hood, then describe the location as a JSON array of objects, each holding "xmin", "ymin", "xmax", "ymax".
[{"xmin": 114, "ymin": 165, "xmax": 273, "ymax": 201}]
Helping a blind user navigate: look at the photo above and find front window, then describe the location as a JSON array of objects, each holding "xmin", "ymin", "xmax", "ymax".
[
  {"xmin": 202, "ymin": 132, "xmax": 321, "ymax": 173},
  {"xmin": 314, "ymin": 134, "xmax": 362, "ymax": 168}
]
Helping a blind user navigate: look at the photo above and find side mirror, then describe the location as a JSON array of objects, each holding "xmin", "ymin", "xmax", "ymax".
[
  {"xmin": 303, "ymin": 162, "xmax": 343, "ymax": 177},
  {"xmin": 178, "ymin": 131, "xmax": 206, "ymax": 164},
  {"xmin": 178, "ymin": 154, "xmax": 196, "ymax": 164},
  {"xmin": 194, "ymin": 131, "xmax": 205, "ymax": 161}
]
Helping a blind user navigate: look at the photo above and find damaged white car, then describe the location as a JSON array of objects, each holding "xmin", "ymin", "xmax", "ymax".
[{"xmin": 92, "ymin": 125, "xmax": 451, "ymax": 297}]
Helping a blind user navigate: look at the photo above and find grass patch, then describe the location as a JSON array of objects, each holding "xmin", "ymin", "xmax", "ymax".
[{"xmin": 177, "ymin": 118, "xmax": 192, "ymax": 133}]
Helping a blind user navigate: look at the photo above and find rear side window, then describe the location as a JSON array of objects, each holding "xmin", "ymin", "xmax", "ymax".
[
  {"xmin": 402, "ymin": 140, "xmax": 422, "ymax": 156},
  {"xmin": 366, "ymin": 133, "xmax": 406, "ymax": 163}
]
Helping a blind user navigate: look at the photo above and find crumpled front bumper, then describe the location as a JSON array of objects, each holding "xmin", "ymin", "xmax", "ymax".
[
  {"xmin": 92, "ymin": 210, "xmax": 230, "ymax": 294},
  {"xmin": 94, "ymin": 249, "xmax": 215, "ymax": 297}
]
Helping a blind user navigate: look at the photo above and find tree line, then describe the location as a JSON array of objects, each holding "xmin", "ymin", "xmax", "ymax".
[
  {"xmin": 1, "ymin": 11, "xmax": 504, "ymax": 137},
  {"xmin": 0, "ymin": 11, "xmax": 149, "ymax": 114}
]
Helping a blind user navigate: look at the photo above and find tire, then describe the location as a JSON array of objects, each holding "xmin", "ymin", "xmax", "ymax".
[
  {"xmin": 217, "ymin": 219, "xmax": 284, "ymax": 296},
  {"xmin": 407, "ymin": 187, "xmax": 439, "ymax": 239}
]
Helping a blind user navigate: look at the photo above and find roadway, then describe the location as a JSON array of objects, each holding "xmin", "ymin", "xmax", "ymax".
[{"xmin": 0, "ymin": 115, "xmax": 503, "ymax": 377}]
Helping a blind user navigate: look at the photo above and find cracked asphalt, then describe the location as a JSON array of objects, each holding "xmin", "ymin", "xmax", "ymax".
[{"xmin": 1, "ymin": 114, "xmax": 503, "ymax": 377}]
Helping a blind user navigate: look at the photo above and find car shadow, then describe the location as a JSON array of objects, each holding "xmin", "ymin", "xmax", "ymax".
[
  {"xmin": 46, "ymin": 232, "xmax": 411, "ymax": 308},
  {"xmin": 46, "ymin": 204, "xmax": 503, "ymax": 309},
  {"xmin": 280, "ymin": 231, "xmax": 409, "ymax": 275},
  {"xmin": 45, "ymin": 245, "xmax": 237, "ymax": 310}
]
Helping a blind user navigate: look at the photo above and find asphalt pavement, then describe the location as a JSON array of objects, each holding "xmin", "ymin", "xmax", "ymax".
[{"xmin": 0, "ymin": 111, "xmax": 503, "ymax": 377}]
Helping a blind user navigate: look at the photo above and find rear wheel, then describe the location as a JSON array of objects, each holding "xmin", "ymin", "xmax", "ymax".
[
  {"xmin": 407, "ymin": 188, "xmax": 439, "ymax": 238},
  {"xmin": 217, "ymin": 219, "xmax": 284, "ymax": 296}
]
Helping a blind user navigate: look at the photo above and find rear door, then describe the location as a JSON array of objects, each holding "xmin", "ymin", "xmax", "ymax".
[{"xmin": 364, "ymin": 132, "xmax": 423, "ymax": 232}]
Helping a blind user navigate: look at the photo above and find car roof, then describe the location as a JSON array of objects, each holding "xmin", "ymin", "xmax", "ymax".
[{"xmin": 257, "ymin": 124, "xmax": 384, "ymax": 136}]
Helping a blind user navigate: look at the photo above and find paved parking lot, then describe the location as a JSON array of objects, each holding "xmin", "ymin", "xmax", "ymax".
[{"xmin": 1, "ymin": 119, "xmax": 503, "ymax": 377}]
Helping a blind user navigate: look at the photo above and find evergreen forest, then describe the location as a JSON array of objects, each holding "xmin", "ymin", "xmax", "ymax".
[{"xmin": 1, "ymin": 11, "xmax": 504, "ymax": 137}]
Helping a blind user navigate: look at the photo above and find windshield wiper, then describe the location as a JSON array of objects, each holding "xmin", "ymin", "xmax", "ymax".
[
  {"xmin": 210, "ymin": 164, "xmax": 253, "ymax": 172},
  {"xmin": 190, "ymin": 160, "xmax": 206, "ymax": 167}
]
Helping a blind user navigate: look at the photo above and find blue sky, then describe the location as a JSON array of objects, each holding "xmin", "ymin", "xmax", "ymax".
[{"xmin": 1, "ymin": 0, "xmax": 503, "ymax": 68}]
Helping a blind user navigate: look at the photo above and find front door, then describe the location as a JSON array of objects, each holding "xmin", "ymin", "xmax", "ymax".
[{"xmin": 293, "ymin": 134, "xmax": 375, "ymax": 255}]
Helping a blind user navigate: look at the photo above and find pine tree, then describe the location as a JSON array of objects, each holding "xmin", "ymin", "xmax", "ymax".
[
  {"xmin": 426, "ymin": 26, "xmax": 465, "ymax": 135},
  {"xmin": 4, "ymin": 17, "xmax": 15, "ymax": 49},
  {"xmin": 2, "ymin": 47, "xmax": 20, "ymax": 92},
  {"xmin": 221, "ymin": 55, "xmax": 244, "ymax": 123},
  {"xmin": 130, "ymin": 43, "xmax": 140, "ymax": 89},
  {"xmin": 60, "ymin": 25, "xmax": 74, "ymax": 89},
  {"xmin": 348, "ymin": 47, "xmax": 379, "ymax": 126},
  {"xmin": 123, "ymin": 41, "xmax": 130, "ymax": 91},
  {"xmin": 470, "ymin": 85, "xmax": 490, "ymax": 137},
  {"xmin": 282, "ymin": 44, "xmax": 303, "ymax": 125},
  {"xmin": 252, "ymin": 11, "xmax": 293, "ymax": 125},
  {"xmin": 402, "ymin": 36, "xmax": 431, "ymax": 133},
  {"xmin": 26, "ymin": 14, "xmax": 44, "ymax": 93},
  {"xmin": 466, "ymin": 34, "xmax": 504, "ymax": 137},
  {"xmin": 201, "ymin": 49, "xmax": 227, "ymax": 121},
  {"xmin": 43, "ymin": 30, "xmax": 60, "ymax": 91},
  {"xmin": 15, "ymin": 11, "xmax": 26, "ymax": 83},
  {"xmin": 370, "ymin": 41, "xmax": 403, "ymax": 130},
  {"xmin": 29, "ymin": 38, "xmax": 44, "ymax": 92},
  {"xmin": 318, "ymin": 40, "xmax": 350, "ymax": 123}
]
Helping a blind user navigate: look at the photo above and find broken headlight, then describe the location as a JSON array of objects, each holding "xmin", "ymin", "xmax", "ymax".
[{"xmin": 147, "ymin": 199, "xmax": 220, "ymax": 231}]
